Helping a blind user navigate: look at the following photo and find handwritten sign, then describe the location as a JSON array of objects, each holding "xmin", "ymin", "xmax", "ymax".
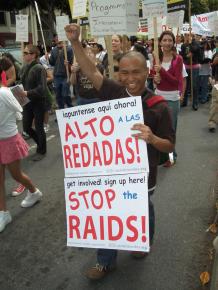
[
  {"xmin": 72, "ymin": 0, "xmax": 87, "ymax": 18},
  {"xmin": 142, "ymin": 0, "xmax": 167, "ymax": 18},
  {"xmin": 89, "ymin": 0, "xmax": 138, "ymax": 36},
  {"xmin": 56, "ymin": 97, "xmax": 149, "ymax": 177},
  {"xmin": 16, "ymin": 15, "xmax": 28, "ymax": 42},
  {"xmin": 166, "ymin": 10, "xmax": 184, "ymax": 29},
  {"xmin": 65, "ymin": 172, "xmax": 150, "ymax": 251},
  {"xmin": 56, "ymin": 16, "xmax": 69, "ymax": 41}
]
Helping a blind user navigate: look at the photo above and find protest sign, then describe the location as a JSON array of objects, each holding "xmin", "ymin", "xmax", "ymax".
[
  {"xmin": 71, "ymin": 0, "xmax": 87, "ymax": 18},
  {"xmin": 56, "ymin": 97, "xmax": 149, "ymax": 177},
  {"xmin": 166, "ymin": 10, "xmax": 184, "ymax": 30},
  {"xmin": 167, "ymin": 0, "xmax": 186, "ymax": 12},
  {"xmin": 207, "ymin": 11, "xmax": 218, "ymax": 36},
  {"xmin": 89, "ymin": 0, "xmax": 138, "ymax": 36},
  {"xmin": 65, "ymin": 172, "xmax": 150, "ymax": 251},
  {"xmin": 56, "ymin": 16, "xmax": 69, "ymax": 41},
  {"xmin": 16, "ymin": 15, "xmax": 28, "ymax": 42},
  {"xmin": 142, "ymin": 0, "xmax": 167, "ymax": 18}
]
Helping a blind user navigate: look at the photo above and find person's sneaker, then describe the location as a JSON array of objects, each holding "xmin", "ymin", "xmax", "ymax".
[
  {"xmin": 12, "ymin": 184, "xmax": 26, "ymax": 197},
  {"xmin": 131, "ymin": 251, "xmax": 149, "ymax": 259},
  {"xmin": 44, "ymin": 124, "xmax": 50, "ymax": 133},
  {"xmin": 0, "ymin": 211, "xmax": 12, "ymax": 232},
  {"xmin": 163, "ymin": 160, "xmax": 174, "ymax": 168},
  {"xmin": 86, "ymin": 263, "xmax": 114, "ymax": 280},
  {"xmin": 22, "ymin": 131, "xmax": 30, "ymax": 140},
  {"xmin": 21, "ymin": 189, "xmax": 42, "ymax": 208},
  {"xmin": 31, "ymin": 153, "xmax": 46, "ymax": 161}
]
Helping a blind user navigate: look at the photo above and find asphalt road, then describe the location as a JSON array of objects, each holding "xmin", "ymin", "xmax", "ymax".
[{"xmin": 1, "ymin": 102, "xmax": 218, "ymax": 290}]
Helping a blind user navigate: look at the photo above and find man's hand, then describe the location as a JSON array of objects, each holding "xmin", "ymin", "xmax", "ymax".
[
  {"xmin": 65, "ymin": 24, "xmax": 80, "ymax": 43},
  {"xmin": 131, "ymin": 123, "xmax": 154, "ymax": 144}
]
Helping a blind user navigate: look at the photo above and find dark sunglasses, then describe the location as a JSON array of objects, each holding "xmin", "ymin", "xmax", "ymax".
[
  {"xmin": 23, "ymin": 51, "xmax": 34, "ymax": 55},
  {"xmin": 113, "ymin": 65, "xmax": 119, "ymax": 72}
]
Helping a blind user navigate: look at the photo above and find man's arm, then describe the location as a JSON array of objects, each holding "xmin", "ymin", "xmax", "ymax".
[{"xmin": 65, "ymin": 24, "xmax": 103, "ymax": 91}]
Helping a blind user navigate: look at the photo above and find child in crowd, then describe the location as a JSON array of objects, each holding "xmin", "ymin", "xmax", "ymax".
[{"xmin": 0, "ymin": 59, "xmax": 43, "ymax": 233}]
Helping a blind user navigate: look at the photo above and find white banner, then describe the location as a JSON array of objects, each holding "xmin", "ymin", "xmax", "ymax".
[
  {"xmin": 166, "ymin": 10, "xmax": 184, "ymax": 30},
  {"xmin": 65, "ymin": 173, "xmax": 150, "ymax": 251},
  {"xmin": 16, "ymin": 15, "xmax": 28, "ymax": 42},
  {"xmin": 89, "ymin": 0, "xmax": 138, "ymax": 36},
  {"xmin": 142, "ymin": 0, "xmax": 167, "ymax": 18},
  {"xmin": 72, "ymin": 0, "xmax": 87, "ymax": 18},
  {"xmin": 56, "ymin": 16, "xmax": 69, "ymax": 41},
  {"xmin": 56, "ymin": 97, "xmax": 149, "ymax": 177}
]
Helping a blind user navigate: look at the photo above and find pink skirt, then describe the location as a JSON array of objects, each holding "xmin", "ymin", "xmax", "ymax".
[{"xmin": 0, "ymin": 133, "xmax": 29, "ymax": 164}]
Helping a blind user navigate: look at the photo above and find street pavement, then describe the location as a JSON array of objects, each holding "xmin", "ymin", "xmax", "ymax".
[{"xmin": 1, "ymin": 102, "xmax": 218, "ymax": 290}]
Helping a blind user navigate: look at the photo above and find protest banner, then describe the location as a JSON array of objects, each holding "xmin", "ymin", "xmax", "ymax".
[
  {"xmin": 56, "ymin": 97, "xmax": 149, "ymax": 177},
  {"xmin": 89, "ymin": 0, "xmax": 138, "ymax": 36},
  {"xmin": 142, "ymin": 0, "xmax": 167, "ymax": 19},
  {"xmin": 208, "ymin": 11, "xmax": 218, "ymax": 36},
  {"xmin": 65, "ymin": 172, "xmax": 150, "ymax": 251},
  {"xmin": 56, "ymin": 16, "xmax": 70, "ymax": 82},
  {"xmin": 71, "ymin": 0, "xmax": 87, "ymax": 19},
  {"xmin": 167, "ymin": 0, "xmax": 186, "ymax": 12},
  {"xmin": 56, "ymin": 16, "xmax": 69, "ymax": 41},
  {"xmin": 166, "ymin": 10, "xmax": 184, "ymax": 30},
  {"xmin": 15, "ymin": 15, "xmax": 29, "ymax": 43}
]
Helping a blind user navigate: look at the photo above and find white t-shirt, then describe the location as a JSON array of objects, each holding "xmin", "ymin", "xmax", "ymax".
[{"xmin": 0, "ymin": 87, "xmax": 22, "ymax": 139}]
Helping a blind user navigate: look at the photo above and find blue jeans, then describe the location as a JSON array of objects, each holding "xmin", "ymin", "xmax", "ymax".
[
  {"xmin": 183, "ymin": 68, "xmax": 199, "ymax": 107},
  {"xmin": 198, "ymin": 75, "xmax": 209, "ymax": 103},
  {"xmin": 167, "ymin": 100, "xmax": 180, "ymax": 160},
  {"xmin": 53, "ymin": 76, "xmax": 72, "ymax": 109},
  {"xmin": 97, "ymin": 192, "xmax": 155, "ymax": 267}
]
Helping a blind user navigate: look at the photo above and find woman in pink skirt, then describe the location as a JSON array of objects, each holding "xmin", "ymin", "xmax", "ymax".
[{"xmin": 0, "ymin": 60, "xmax": 43, "ymax": 233}]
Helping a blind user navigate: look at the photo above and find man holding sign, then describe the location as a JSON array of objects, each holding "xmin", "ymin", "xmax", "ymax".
[{"xmin": 65, "ymin": 24, "xmax": 175, "ymax": 280}]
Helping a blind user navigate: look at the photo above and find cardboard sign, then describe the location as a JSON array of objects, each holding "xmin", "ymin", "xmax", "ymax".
[
  {"xmin": 142, "ymin": 0, "xmax": 167, "ymax": 18},
  {"xmin": 56, "ymin": 97, "xmax": 149, "ymax": 177},
  {"xmin": 89, "ymin": 0, "xmax": 138, "ymax": 36},
  {"xmin": 16, "ymin": 15, "xmax": 28, "ymax": 42},
  {"xmin": 56, "ymin": 16, "xmax": 69, "ymax": 41},
  {"xmin": 166, "ymin": 10, "xmax": 184, "ymax": 29},
  {"xmin": 72, "ymin": 0, "xmax": 87, "ymax": 18},
  {"xmin": 65, "ymin": 172, "xmax": 150, "ymax": 251}
]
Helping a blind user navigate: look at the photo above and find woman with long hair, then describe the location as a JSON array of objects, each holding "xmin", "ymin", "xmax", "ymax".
[
  {"xmin": 0, "ymin": 58, "xmax": 42, "ymax": 233},
  {"xmin": 154, "ymin": 31, "xmax": 183, "ymax": 166}
]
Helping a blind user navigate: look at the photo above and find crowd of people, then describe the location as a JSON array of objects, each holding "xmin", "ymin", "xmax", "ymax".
[{"xmin": 0, "ymin": 25, "xmax": 218, "ymax": 280}]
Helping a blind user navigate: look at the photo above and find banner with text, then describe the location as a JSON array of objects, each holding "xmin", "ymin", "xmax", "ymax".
[
  {"xmin": 89, "ymin": 0, "xmax": 139, "ymax": 36},
  {"xmin": 56, "ymin": 16, "xmax": 69, "ymax": 41},
  {"xmin": 56, "ymin": 97, "xmax": 149, "ymax": 177},
  {"xmin": 142, "ymin": 0, "xmax": 167, "ymax": 18},
  {"xmin": 167, "ymin": 0, "xmax": 186, "ymax": 12},
  {"xmin": 16, "ymin": 15, "xmax": 29, "ymax": 42},
  {"xmin": 65, "ymin": 173, "xmax": 150, "ymax": 251}
]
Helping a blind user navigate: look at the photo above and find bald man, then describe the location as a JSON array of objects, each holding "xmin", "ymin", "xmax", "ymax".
[{"xmin": 65, "ymin": 24, "xmax": 175, "ymax": 280}]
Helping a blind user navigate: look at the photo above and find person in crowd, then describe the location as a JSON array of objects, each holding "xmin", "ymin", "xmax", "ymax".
[
  {"xmin": 65, "ymin": 23, "xmax": 175, "ymax": 280},
  {"xmin": 0, "ymin": 59, "xmax": 43, "ymax": 232},
  {"xmin": 70, "ymin": 44, "xmax": 104, "ymax": 105},
  {"xmin": 0, "ymin": 55, "xmax": 16, "ymax": 87},
  {"xmin": 19, "ymin": 44, "xmax": 47, "ymax": 162},
  {"xmin": 51, "ymin": 34, "xmax": 58, "ymax": 49},
  {"xmin": 2, "ymin": 52, "xmax": 21, "ymax": 84},
  {"xmin": 146, "ymin": 39, "xmax": 155, "ymax": 90},
  {"xmin": 92, "ymin": 43, "xmax": 106, "ymax": 64},
  {"xmin": 37, "ymin": 40, "xmax": 45, "ymax": 57},
  {"xmin": 198, "ymin": 40, "xmax": 213, "ymax": 104},
  {"xmin": 208, "ymin": 43, "xmax": 218, "ymax": 132},
  {"xmin": 48, "ymin": 40, "xmax": 73, "ymax": 109},
  {"xmin": 154, "ymin": 31, "xmax": 183, "ymax": 166},
  {"xmin": 180, "ymin": 33, "xmax": 201, "ymax": 110}
]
